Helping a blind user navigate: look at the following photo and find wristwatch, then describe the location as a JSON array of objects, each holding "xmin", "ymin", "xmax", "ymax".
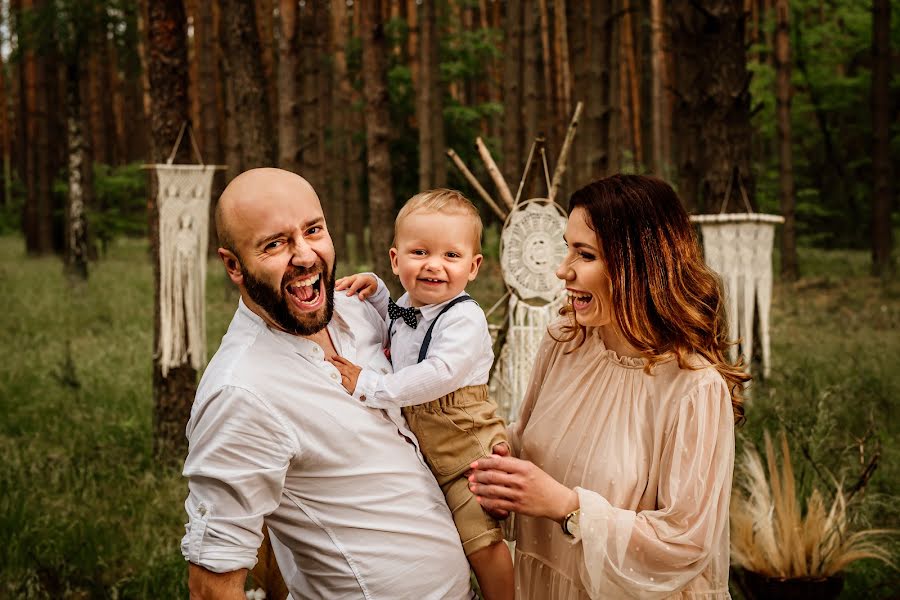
[{"xmin": 561, "ymin": 508, "xmax": 581, "ymax": 537}]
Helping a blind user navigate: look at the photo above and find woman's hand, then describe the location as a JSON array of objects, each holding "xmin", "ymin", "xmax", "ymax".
[
  {"xmin": 335, "ymin": 274, "xmax": 378, "ymax": 300},
  {"xmin": 468, "ymin": 456, "xmax": 579, "ymax": 523}
]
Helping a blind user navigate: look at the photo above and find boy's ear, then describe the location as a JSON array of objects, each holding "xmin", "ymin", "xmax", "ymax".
[
  {"xmin": 218, "ymin": 248, "xmax": 244, "ymax": 286},
  {"xmin": 389, "ymin": 247, "xmax": 400, "ymax": 275},
  {"xmin": 468, "ymin": 254, "xmax": 483, "ymax": 281}
]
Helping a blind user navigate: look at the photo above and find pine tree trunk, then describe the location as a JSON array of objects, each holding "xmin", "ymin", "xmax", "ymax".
[
  {"xmin": 871, "ymin": 0, "xmax": 893, "ymax": 276},
  {"xmin": 607, "ymin": 0, "xmax": 622, "ymax": 173},
  {"xmin": 584, "ymin": 0, "xmax": 611, "ymax": 180},
  {"xmin": 65, "ymin": 59, "xmax": 90, "ymax": 280},
  {"xmin": 255, "ymin": 0, "xmax": 277, "ymax": 126},
  {"xmin": 774, "ymin": 0, "xmax": 796, "ymax": 280},
  {"xmin": 669, "ymin": 0, "xmax": 754, "ymax": 213},
  {"xmin": 277, "ymin": 0, "xmax": 300, "ymax": 173},
  {"xmin": 298, "ymin": 2, "xmax": 326, "ymax": 194},
  {"xmin": 360, "ymin": 0, "xmax": 396, "ymax": 290},
  {"xmin": 522, "ymin": 2, "xmax": 541, "ymax": 197},
  {"xmin": 501, "ymin": 0, "xmax": 523, "ymax": 189},
  {"xmin": 146, "ymin": 0, "xmax": 196, "ymax": 462},
  {"xmin": 220, "ymin": 0, "xmax": 275, "ymax": 169},
  {"xmin": 328, "ymin": 0, "xmax": 356, "ymax": 261},
  {"xmin": 650, "ymin": 0, "xmax": 667, "ymax": 175},
  {"xmin": 417, "ymin": 0, "xmax": 445, "ymax": 189}
]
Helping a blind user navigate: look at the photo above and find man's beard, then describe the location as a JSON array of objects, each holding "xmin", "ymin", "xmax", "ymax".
[{"xmin": 242, "ymin": 260, "xmax": 336, "ymax": 336}]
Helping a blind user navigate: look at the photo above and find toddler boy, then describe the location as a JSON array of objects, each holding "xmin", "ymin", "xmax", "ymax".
[{"xmin": 330, "ymin": 189, "xmax": 513, "ymax": 600}]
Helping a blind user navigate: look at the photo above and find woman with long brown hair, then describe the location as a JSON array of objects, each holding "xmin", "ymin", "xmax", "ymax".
[{"xmin": 469, "ymin": 175, "xmax": 749, "ymax": 599}]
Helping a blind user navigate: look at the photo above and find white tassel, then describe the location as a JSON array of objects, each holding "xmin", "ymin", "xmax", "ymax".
[{"xmin": 156, "ymin": 165, "xmax": 216, "ymax": 377}]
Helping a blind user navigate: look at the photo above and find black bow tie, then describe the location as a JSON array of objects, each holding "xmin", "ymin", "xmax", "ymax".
[{"xmin": 388, "ymin": 299, "xmax": 421, "ymax": 329}]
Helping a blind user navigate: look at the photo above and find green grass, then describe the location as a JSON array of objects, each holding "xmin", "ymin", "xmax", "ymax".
[{"xmin": 0, "ymin": 235, "xmax": 897, "ymax": 598}]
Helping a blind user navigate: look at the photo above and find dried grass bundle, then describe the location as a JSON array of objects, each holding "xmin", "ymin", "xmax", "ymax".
[{"xmin": 731, "ymin": 430, "xmax": 895, "ymax": 578}]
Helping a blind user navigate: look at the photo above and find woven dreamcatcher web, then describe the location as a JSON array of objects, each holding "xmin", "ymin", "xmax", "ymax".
[
  {"xmin": 500, "ymin": 199, "xmax": 568, "ymax": 302},
  {"xmin": 690, "ymin": 173, "xmax": 784, "ymax": 378}
]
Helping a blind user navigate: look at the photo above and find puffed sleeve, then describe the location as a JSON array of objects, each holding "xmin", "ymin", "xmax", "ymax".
[
  {"xmin": 181, "ymin": 386, "xmax": 298, "ymax": 573},
  {"xmin": 574, "ymin": 380, "xmax": 734, "ymax": 599}
]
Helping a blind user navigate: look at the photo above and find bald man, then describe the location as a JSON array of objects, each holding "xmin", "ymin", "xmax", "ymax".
[{"xmin": 182, "ymin": 169, "xmax": 473, "ymax": 599}]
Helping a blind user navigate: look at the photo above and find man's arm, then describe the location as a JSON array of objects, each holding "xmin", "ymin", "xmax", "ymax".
[{"xmin": 188, "ymin": 564, "xmax": 248, "ymax": 600}]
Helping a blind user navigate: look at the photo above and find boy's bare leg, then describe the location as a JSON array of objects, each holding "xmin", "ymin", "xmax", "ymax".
[{"xmin": 469, "ymin": 540, "xmax": 514, "ymax": 600}]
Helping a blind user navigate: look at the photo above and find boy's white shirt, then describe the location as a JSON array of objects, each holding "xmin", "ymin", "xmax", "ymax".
[{"xmin": 353, "ymin": 275, "xmax": 494, "ymax": 409}]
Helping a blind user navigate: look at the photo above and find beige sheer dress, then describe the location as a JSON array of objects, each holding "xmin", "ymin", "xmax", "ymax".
[{"xmin": 508, "ymin": 322, "xmax": 734, "ymax": 599}]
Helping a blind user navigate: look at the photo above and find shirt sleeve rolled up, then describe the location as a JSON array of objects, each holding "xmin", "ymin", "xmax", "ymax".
[{"xmin": 181, "ymin": 386, "xmax": 298, "ymax": 573}]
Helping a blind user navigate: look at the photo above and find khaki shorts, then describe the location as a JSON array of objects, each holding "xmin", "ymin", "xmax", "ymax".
[{"xmin": 402, "ymin": 384, "xmax": 508, "ymax": 556}]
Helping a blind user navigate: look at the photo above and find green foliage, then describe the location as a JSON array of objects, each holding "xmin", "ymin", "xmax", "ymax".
[
  {"xmin": 738, "ymin": 247, "xmax": 900, "ymax": 598},
  {"xmin": 91, "ymin": 162, "xmax": 149, "ymax": 250},
  {"xmin": 749, "ymin": 0, "xmax": 900, "ymax": 249}
]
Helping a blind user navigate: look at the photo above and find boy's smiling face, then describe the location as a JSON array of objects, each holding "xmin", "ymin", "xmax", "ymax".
[{"xmin": 390, "ymin": 210, "xmax": 483, "ymax": 308}]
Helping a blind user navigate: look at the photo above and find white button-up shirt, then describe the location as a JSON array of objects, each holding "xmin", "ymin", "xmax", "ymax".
[
  {"xmin": 181, "ymin": 295, "xmax": 472, "ymax": 599},
  {"xmin": 353, "ymin": 281, "xmax": 494, "ymax": 409}
]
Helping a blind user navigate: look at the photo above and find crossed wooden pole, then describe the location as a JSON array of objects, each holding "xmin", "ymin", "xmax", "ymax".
[{"xmin": 446, "ymin": 101, "xmax": 584, "ymax": 220}]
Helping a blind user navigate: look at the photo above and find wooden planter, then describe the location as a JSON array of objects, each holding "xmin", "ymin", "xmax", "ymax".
[{"xmin": 742, "ymin": 571, "xmax": 844, "ymax": 600}]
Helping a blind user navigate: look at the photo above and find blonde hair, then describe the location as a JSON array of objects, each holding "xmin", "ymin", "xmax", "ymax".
[{"xmin": 393, "ymin": 188, "xmax": 483, "ymax": 253}]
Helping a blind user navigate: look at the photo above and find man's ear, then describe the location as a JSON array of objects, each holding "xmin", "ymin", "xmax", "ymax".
[
  {"xmin": 389, "ymin": 247, "xmax": 400, "ymax": 275},
  {"xmin": 218, "ymin": 248, "xmax": 243, "ymax": 286},
  {"xmin": 468, "ymin": 253, "xmax": 483, "ymax": 281}
]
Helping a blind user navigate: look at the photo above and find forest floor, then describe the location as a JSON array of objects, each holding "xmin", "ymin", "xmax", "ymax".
[{"xmin": 0, "ymin": 234, "xmax": 897, "ymax": 598}]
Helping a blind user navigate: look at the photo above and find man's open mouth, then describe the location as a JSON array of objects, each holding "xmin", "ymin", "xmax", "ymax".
[{"xmin": 286, "ymin": 273, "xmax": 324, "ymax": 308}]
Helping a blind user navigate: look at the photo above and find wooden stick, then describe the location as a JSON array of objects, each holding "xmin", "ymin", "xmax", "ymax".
[
  {"xmin": 476, "ymin": 137, "xmax": 515, "ymax": 210},
  {"xmin": 549, "ymin": 101, "xmax": 584, "ymax": 203},
  {"xmin": 514, "ymin": 139, "xmax": 539, "ymax": 207},
  {"xmin": 446, "ymin": 148, "xmax": 507, "ymax": 220}
]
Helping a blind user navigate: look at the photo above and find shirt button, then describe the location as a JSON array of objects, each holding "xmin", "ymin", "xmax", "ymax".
[
  {"xmin": 360, "ymin": 395, "xmax": 367, "ymax": 402},
  {"xmin": 198, "ymin": 504, "xmax": 207, "ymax": 516},
  {"xmin": 381, "ymin": 368, "xmax": 388, "ymax": 374},
  {"xmin": 330, "ymin": 372, "xmax": 339, "ymax": 381}
]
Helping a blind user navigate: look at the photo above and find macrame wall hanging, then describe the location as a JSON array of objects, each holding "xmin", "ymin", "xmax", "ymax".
[
  {"xmin": 691, "ymin": 172, "xmax": 784, "ymax": 378},
  {"xmin": 148, "ymin": 123, "xmax": 225, "ymax": 377},
  {"xmin": 448, "ymin": 103, "xmax": 582, "ymax": 419}
]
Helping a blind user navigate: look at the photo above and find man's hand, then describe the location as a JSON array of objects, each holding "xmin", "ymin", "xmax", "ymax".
[
  {"xmin": 335, "ymin": 273, "xmax": 379, "ymax": 300},
  {"xmin": 328, "ymin": 356, "xmax": 362, "ymax": 394}
]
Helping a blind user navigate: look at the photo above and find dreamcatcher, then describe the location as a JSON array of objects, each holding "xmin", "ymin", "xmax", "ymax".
[{"xmin": 448, "ymin": 103, "xmax": 583, "ymax": 420}]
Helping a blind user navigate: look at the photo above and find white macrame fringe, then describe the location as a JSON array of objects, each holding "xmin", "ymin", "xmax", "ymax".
[
  {"xmin": 491, "ymin": 293, "xmax": 566, "ymax": 421},
  {"xmin": 156, "ymin": 165, "xmax": 216, "ymax": 377},
  {"xmin": 693, "ymin": 216, "xmax": 781, "ymax": 378}
]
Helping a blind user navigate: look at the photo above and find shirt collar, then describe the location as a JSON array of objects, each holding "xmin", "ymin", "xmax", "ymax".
[{"xmin": 397, "ymin": 290, "xmax": 469, "ymax": 322}]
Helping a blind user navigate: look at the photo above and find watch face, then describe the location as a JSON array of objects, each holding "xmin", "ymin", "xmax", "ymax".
[{"xmin": 565, "ymin": 511, "xmax": 580, "ymax": 536}]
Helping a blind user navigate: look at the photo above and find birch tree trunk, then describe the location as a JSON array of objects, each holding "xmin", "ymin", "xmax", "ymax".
[
  {"xmin": 361, "ymin": 0, "xmax": 397, "ymax": 289},
  {"xmin": 774, "ymin": 0, "xmax": 796, "ymax": 280},
  {"xmin": 65, "ymin": 59, "xmax": 90, "ymax": 280},
  {"xmin": 871, "ymin": 0, "xmax": 893, "ymax": 276}
]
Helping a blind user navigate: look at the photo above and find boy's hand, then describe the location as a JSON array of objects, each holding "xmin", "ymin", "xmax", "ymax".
[
  {"xmin": 335, "ymin": 274, "xmax": 378, "ymax": 300},
  {"xmin": 328, "ymin": 356, "xmax": 362, "ymax": 394}
]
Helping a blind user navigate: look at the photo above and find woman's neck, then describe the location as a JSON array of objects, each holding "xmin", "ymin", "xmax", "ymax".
[{"xmin": 598, "ymin": 324, "xmax": 643, "ymax": 359}]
